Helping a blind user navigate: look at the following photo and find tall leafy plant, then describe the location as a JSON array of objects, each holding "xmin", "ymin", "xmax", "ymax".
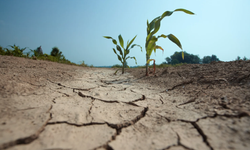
[
  {"xmin": 104, "ymin": 34, "xmax": 142, "ymax": 74},
  {"xmin": 6, "ymin": 44, "xmax": 27, "ymax": 57},
  {"xmin": 145, "ymin": 9, "xmax": 194, "ymax": 76}
]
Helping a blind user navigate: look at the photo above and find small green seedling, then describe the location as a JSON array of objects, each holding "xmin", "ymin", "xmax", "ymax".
[
  {"xmin": 104, "ymin": 34, "xmax": 142, "ymax": 74},
  {"xmin": 145, "ymin": 8, "xmax": 194, "ymax": 76}
]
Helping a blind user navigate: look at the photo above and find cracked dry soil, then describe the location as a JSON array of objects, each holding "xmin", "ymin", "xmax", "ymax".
[{"xmin": 0, "ymin": 55, "xmax": 250, "ymax": 150}]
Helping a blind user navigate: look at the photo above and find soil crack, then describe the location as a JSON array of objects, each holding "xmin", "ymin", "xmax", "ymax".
[
  {"xmin": 87, "ymin": 99, "xmax": 95, "ymax": 122},
  {"xmin": 191, "ymin": 122, "xmax": 213, "ymax": 150},
  {"xmin": 47, "ymin": 79, "xmax": 94, "ymax": 91},
  {"xmin": 47, "ymin": 121, "xmax": 106, "ymax": 127},
  {"xmin": 178, "ymin": 97, "xmax": 196, "ymax": 106},
  {"xmin": 131, "ymin": 95, "xmax": 146, "ymax": 103},
  {"xmin": 78, "ymin": 91, "xmax": 120, "ymax": 103},
  {"xmin": 106, "ymin": 107, "xmax": 148, "ymax": 131},
  {"xmin": 94, "ymin": 107, "xmax": 149, "ymax": 150},
  {"xmin": 175, "ymin": 131, "xmax": 194, "ymax": 150},
  {"xmin": 165, "ymin": 80, "xmax": 193, "ymax": 91},
  {"xmin": 0, "ymin": 105, "xmax": 53, "ymax": 150}
]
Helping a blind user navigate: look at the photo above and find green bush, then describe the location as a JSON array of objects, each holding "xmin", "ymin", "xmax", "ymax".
[{"xmin": 0, "ymin": 46, "xmax": 5, "ymax": 55}]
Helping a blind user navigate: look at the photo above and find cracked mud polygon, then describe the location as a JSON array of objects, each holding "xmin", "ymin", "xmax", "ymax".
[{"xmin": 0, "ymin": 55, "xmax": 250, "ymax": 150}]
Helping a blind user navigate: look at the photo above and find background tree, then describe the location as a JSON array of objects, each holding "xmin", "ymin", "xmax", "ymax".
[
  {"xmin": 202, "ymin": 56, "xmax": 212, "ymax": 64},
  {"xmin": 235, "ymin": 56, "xmax": 241, "ymax": 61},
  {"xmin": 5, "ymin": 44, "xmax": 27, "ymax": 57},
  {"xmin": 211, "ymin": 54, "xmax": 219, "ymax": 62},
  {"xmin": 36, "ymin": 46, "xmax": 43, "ymax": 56},
  {"xmin": 30, "ymin": 46, "xmax": 43, "ymax": 57},
  {"xmin": 51, "ymin": 47, "xmax": 60, "ymax": 57},
  {"xmin": 50, "ymin": 47, "xmax": 64, "ymax": 59},
  {"xmin": 202, "ymin": 55, "xmax": 220, "ymax": 64},
  {"xmin": 243, "ymin": 56, "xmax": 248, "ymax": 61},
  {"xmin": 165, "ymin": 51, "xmax": 200, "ymax": 65},
  {"xmin": 0, "ymin": 46, "xmax": 5, "ymax": 55}
]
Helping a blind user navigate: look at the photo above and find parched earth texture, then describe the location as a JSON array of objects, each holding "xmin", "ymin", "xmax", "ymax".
[{"xmin": 0, "ymin": 55, "xmax": 250, "ymax": 150}]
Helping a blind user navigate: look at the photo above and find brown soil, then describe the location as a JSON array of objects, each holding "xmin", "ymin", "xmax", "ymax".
[
  {"xmin": 1, "ymin": 55, "xmax": 250, "ymax": 150},
  {"xmin": 0, "ymin": 55, "xmax": 87, "ymax": 98},
  {"xmin": 127, "ymin": 61, "xmax": 250, "ymax": 116}
]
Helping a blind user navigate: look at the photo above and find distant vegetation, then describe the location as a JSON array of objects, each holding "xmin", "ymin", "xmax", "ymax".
[
  {"xmin": 164, "ymin": 51, "xmax": 220, "ymax": 65},
  {"xmin": 235, "ymin": 56, "xmax": 249, "ymax": 61},
  {"xmin": 0, "ymin": 45, "xmax": 77, "ymax": 66},
  {"xmin": 163, "ymin": 51, "xmax": 248, "ymax": 65},
  {"xmin": 1, "ymin": 45, "xmax": 248, "ymax": 69}
]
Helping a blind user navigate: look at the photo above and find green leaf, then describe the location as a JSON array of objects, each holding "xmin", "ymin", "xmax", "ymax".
[
  {"xmin": 131, "ymin": 44, "xmax": 143, "ymax": 52},
  {"xmin": 126, "ymin": 56, "xmax": 137, "ymax": 64},
  {"xmin": 146, "ymin": 36, "xmax": 158, "ymax": 56},
  {"xmin": 103, "ymin": 36, "xmax": 112, "ymax": 39},
  {"xmin": 158, "ymin": 34, "xmax": 167, "ymax": 38},
  {"xmin": 167, "ymin": 34, "xmax": 182, "ymax": 49},
  {"xmin": 147, "ymin": 20, "xmax": 150, "ymax": 34},
  {"xmin": 124, "ymin": 50, "xmax": 129, "ymax": 56},
  {"xmin": 126, "ymin": 35, "xmax": 137, "ymax": 49},
  {"xmin": 174, "ymin": 8, "xmax": 195, "ymax": 15},
  {"xmin": 114, "ymin": 69, "xmax": 120, "ymax": 75},
  {"xmin": 146, "ymin": 59, "xmax": 155, "ymax": 65},
  {"xmin": 103, "ymin": 36, "xmax": 117, "ymax": 45},
  {"xmin": 155, "ymin": 45, "xmax": 164, "ymax": 51},
  {"xmin": 112, "ymin": 39, "xmax": 117, "ymax": 45},
  {"xmin": 148, "ymin": 16, "xmax": 161, "ymax": 34},
  {"xmin": 148, "ymin": 20, "xmax": 155, "ymax": 33},
  {"xmin": 151, "ymin": 19, "xmax": 161, "ymax": 36},
  {"xmin": 182, "ymin": 51, "xmax": 184, "ymax": 60},
  {"xmin": 113, "ymin": 48, "xmax": 117, "ymax": 55},
  {"xmin": 146, "ymin": 32, "xmax": 153, "ymax": 46},
  {"xmin": 117, "ymin": 55, "xmax": 122, "ymax": 62},
  {"xmin": 161, "ymin": 11, "xmax": 174, "ymax": 18},
  {"xmin": 118, "ymin": 34, "xmax": 124, "ymax": 49},
  {"xmin": 116, "ymin": 45, "xmax": 123, "ymax": 57}
]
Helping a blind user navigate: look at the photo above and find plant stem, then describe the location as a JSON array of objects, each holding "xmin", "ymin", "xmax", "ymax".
[
  {"xmin": 146, "ymin": 54, "xmax": 150, "ymax": 76},
  {"xmin": 122, "ymin": 62, "xmax": 125, "ymax": 74}
]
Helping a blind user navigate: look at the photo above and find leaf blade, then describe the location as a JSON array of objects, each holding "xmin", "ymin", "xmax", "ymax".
[
  {"xmin": 126, "ymin": 56, "xmax": 137, "ymax": 64},
  {"xmin": 116, "ymin": 45, "xmax": 123, "ymax": 57},
  {"xmin": 126, "ymin": 35, "xmax": 137, "ymax": 49},
  {"xmin": 167, "ymin": 34, "xmax": 182, "ymax": 50},
  {"xmin": 174, "ymin": 8, "xmax": 195, "ymax": 15},
  {"xmin": 103, "ymin": 36, "xmax": 117, "ymax": 45},
  {"xmin": 118, "ymin": 34, "xmax": 124, "ymax": 49},
  {"xmin": 130, "ymin": 44, "xmax": 143, "ymax": 52}
]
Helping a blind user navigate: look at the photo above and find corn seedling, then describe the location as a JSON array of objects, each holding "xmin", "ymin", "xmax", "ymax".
[
  {"xmin": 145, "ymin": 9, "xmax": 194, "ymax": 76},
  {"xmin": 104, "ymin": 34, "xmax": 142, "ymax": 74}
]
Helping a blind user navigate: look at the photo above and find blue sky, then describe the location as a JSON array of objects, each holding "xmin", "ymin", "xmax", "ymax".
[{"xmin": 0, "ymin": 0, "xmax": 250, "ymax": 66}]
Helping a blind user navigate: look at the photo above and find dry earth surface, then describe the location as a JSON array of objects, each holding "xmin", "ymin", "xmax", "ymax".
[{"xmin": 0, "ymin": 55, "xmax": 250, "ymax": 150}]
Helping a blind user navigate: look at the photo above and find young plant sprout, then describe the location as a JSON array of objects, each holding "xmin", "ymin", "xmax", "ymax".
[
  {"xmin": 104, "ymin": 34, "xmax": 142, "ymax": 74},
  {"xmin": 145, "ymin": 9, "xmax": 194, "ymax": 76}
]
